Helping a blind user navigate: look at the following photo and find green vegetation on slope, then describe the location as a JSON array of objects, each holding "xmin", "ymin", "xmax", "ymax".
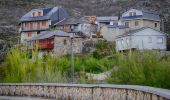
[
  {"xmin": 0, "ymin": 42, "xmax": 115, "ymax": 83},
  {"xmin": 0, "ymin": 40, "xmax": 170, "ymax": 89},
  {"xmin": 108, "ymin": 51, "xmax": 170, "ymax": 89}
]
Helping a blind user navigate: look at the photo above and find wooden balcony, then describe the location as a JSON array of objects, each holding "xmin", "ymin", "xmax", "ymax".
[{"xmin": 38, "ymin": 37, "xmax": 54, "ymax": 49}]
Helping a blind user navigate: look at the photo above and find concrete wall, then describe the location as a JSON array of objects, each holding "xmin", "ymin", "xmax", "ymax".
[{"xmin": 0, "ymin": 83, "xmax": 169, "ymax": 100}]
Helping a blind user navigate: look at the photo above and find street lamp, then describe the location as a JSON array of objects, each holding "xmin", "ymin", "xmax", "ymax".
[{"xmin": 69, "ymin": 33, "xmax": 74, "ymax": 83}]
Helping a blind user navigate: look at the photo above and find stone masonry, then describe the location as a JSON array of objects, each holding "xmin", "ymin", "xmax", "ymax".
[{"xmin": 0, "ymin": 83, "xmax": 170, "ymax": 100}]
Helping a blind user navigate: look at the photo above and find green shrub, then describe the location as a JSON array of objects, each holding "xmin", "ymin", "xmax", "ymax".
[
  {"xmin": 1, "ymin": 46, "xmax": 114, "ymax": 83},
  {"xmin": 2, "ymin": 47, "xmax": 68, "ymax": 83},
  {"xmin": 108, "ymin": 51, "xmax": 170, "ymax": 89}
]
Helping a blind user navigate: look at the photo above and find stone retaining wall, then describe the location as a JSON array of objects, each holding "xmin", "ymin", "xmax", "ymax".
[{"xmin": 0, "ymin": 83, "xmax": 170, "ymax": 100}]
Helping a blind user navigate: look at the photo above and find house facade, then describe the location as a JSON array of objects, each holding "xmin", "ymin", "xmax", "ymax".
[
  {"xmin": 116, "ymin": 27, "xmax": 167, "ymax": 51},
  {"xmin": 20, "ymin": 7, "xmax": 68, "ymax": 44},
  {"xmin": 31, "ymin": 30, "xmax": 83, "ymax": 56},
  {"xmin": 55, "ymin": 16, "xmax": 97, "ymax": 38},
  {"xmin": 120, "ymin": 9, "xmax": 161, "ymax": 30},
  {"xmin": 96, "ymin": 9, "xmax": 161, "ymax": 41}
]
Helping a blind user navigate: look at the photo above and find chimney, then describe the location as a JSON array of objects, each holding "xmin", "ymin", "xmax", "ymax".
[{"xmin": 161, "ymin": 18, "xmax": 165, "ymax": 32}]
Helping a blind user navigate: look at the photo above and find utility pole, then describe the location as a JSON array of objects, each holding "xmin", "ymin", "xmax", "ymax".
[{"xmin": 70, "ymin": 37, "xmax": 74, "ymax": 83}]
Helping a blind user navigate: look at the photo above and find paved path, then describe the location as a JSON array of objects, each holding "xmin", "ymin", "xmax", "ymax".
[{"xmin": 0, "ymin": 96, "xmax": 54, "ymax": 100}]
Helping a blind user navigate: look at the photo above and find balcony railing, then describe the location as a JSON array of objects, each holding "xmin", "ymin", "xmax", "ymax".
[{"xmin": 21, "ymin": 26, "xmax": 49, "ymax": 32}]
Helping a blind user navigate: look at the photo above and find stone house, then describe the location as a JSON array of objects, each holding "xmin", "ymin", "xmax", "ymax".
[
  {"xmin": 95, "ymin": 16, "xmax": 118, "ymax": 40},
  {"xmin": 31, "ymin": 30, "xmax": 83, "ymax": 56},
  {"xmin": 120, "ymin": 9, "xmax": 161, "ymax": 31},
  {"xmin": 54, "ymin": 16, "xmax": 97, "ymax": 38},
  {"xmin": 96, "ymin": 9, "xmax": 161, "ymax": 41},
  {"xmin": 116, "ymin": 27, "xmax": 167, "ymax": 51},
  {"xmin": 19, "ymin": 6, "xmax": 68, "ymax": 44}
]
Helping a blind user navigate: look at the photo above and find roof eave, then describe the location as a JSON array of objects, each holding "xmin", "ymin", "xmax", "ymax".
[{"xmin": 122, "ymin": 18, "xmax": 161, "ymax": 21}]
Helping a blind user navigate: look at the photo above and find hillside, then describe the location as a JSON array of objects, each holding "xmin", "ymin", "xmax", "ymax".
[{"xmin": 0, "ymin": 0, "xmax": 170, "ymax": 34}]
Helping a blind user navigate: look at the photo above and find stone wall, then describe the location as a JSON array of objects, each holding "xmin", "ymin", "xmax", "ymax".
[
  {"xmin": 53, "ymin": 36, "xmax": 70, "ymax": 56},
  {"xmin": 53, "ymin": 36, "xmax": 83, "ymax": 56},
  {"xmin": 0, "ymin": 83, "xmax": 170, "ymax": 100},
  {"xmin": 21, "ymin": 32, "xmax": 37, "ymax": 44},
  {"xmin": 121, "ymin": 19, "xmax": 160, "ymax": 31}
]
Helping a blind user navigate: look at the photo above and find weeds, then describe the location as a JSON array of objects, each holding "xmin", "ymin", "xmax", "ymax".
[
  {"xmin": 1, "ymin": 46, "xmax": 113, "ymax": 83},
  {"xmin": 1, "ymin": 42, "xmax": 170, "ymax": 89},
  {"xmin": 107, "ymin": 51, "xmax": 170, "ymax": 89}
]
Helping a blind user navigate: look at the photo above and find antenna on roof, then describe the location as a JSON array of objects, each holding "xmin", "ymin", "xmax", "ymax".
[{"xmin": 161, "ymin": 18, "xmax": 165, "ymax": 32}]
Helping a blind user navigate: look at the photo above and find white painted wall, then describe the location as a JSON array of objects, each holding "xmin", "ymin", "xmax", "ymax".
[
  {"xmin": 31, "ymin": 9, "xmax": 43, "ymax": 17},
  {"xmin": 122, "ymin": 9, "xmax": 143, "ymax": 17},
  {"xmin": 116, "ymin": 28, "xmax": 167, "ymax": 51}
]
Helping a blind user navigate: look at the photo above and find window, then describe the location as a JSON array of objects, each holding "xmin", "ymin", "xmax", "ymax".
[
  {"xmin": 129, "ymin": 12, "xmax": 133, "ymax": 16},
  {"xmin": 155, "ymin": 23, "xmax": 158, "ymax": 27},
  {"xmin": 27, "ymin": 32, "xmax": 32, "ymax": 37},
  {"xmin": 42, "ymin": 21, "xmax": 47, "ymax": 26},
  {"xmin": 64, "ymin": 39, "xmax": 67, "ymax": 45},
  {"xmin": 24, "ymin": 23, "xmax": 26, "ymax": 27},
  {"xmin": 135, "ymin": 21, "xmax": 139, "ymax": 26},
  {"xmin": 125, "ymin": 22, "xmax": 129, "ymax": 27},
  {"xmin": 32, "ymin": 12, "xmax": 36, "ymax": 17},
  {"xmin": 38, "ymin": 12, "xmax": 41, "ymax": 16},
  {"xmin": 30, "ymin": 22, "xmax": 33, "ymax": 29},
  {"xmin": 126, "ymin": 38, "xmax": 129, "ymax": 44},
  {"xmin": 26, "ymin": 23, "xmax": 29, "ymax": 28},
  {"xmin": 113, "ymin": 23, "xmax": 118, "ymax": 26},
  {"xmin": 117, "ymin": 40, "xmax": 121, "ymax": 46},
  {"xmin": 121, "ymin": 39, "xmax": 124, "ymax": 45},
  {"xmin": 157, "ymin": 37, "xmax": 163, "ymax": 44},
  {"xmin": 148, "ymin": 37, "xmax": 152, "ymax": 43},
  {"xmin": 129, "ymin": 12, "xmax": 136, "ymax": 16},
  {"xmin": 133, "ymin": 12, "xmax": 136, "ymax": 16}
]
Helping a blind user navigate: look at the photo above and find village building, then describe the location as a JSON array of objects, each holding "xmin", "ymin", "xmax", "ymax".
[
  {"xmin": 30, "ymin": 30, "xmax": 83, "ymax": 56},
  {"xmin": 116, "ymin": 27, "xmax": 167, "ymax": 51},
  {"xmin": 19, "ymin": 6, "xmax": 68, "ymax": 44},
  {"xmin": 96, "ymin": 9, "xmax": 161, "ymax": 41},
  {"xmin": 95, "ymin": 16, "xmax": 119, "ymax": 41},
  {"xmin": 54, "ymin": 16, "xmax": 97, "ymax": 38},
  {"xmin": 120, "ymin": 9, "xmax": 161, "ymax": 31}
]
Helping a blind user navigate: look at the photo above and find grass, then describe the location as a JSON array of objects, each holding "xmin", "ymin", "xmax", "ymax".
[
  {"xmin": 107, "ymin": 51, "xmax": 170, "ymax": 89},
  {"xmin": 0, "ymin": 40, "xmax": 170, "ymax": 89},
  {"xmin": 1, "ymin": 46, "xmax": 67, "ymax": 83},
  {"xmin": 0, "ymin": 45, "xmax": 114, "ymax": 83}
]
